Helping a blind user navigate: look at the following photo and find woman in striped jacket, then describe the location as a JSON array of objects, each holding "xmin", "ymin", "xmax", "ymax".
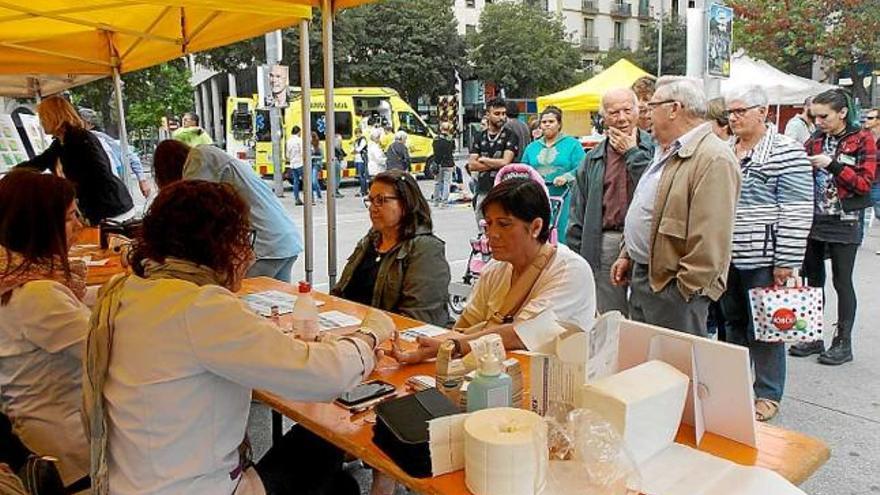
[
  {"xmin": 789, "ymin": 89, "xmax": 876, "ymax": 365},
  {"xmin": 722, "ymin": 86, "xmax": 814, "ymax": 422}
]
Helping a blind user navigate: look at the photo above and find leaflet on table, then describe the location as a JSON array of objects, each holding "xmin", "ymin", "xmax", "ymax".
[
  {"xmin": 240, "ymin": 290, "xmax": 325, "ymax": 317},
  {"xmin": 317, "ymin": 310, "xmax": 361, "ymax": 331},
  {"xmin": 398, "ymin": 324, "xmax": 448, "ymax": 342}
]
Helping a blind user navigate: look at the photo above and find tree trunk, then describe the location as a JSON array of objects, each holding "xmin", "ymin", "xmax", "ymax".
[{"xmin": 850, "ymin": 63, "xmax": 869, "ymax": 109}]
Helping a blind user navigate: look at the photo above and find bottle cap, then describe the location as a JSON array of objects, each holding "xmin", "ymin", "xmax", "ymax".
[
  {"xmin": 298, "ymin": 281, "xmax": 311, "ymax": 294},
  {"xmin": 478, "ymin": 353, "xmax": 502, "ymax": 376}
]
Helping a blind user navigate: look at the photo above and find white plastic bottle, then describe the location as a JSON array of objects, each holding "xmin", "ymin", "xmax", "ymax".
[{"xmin": 290, "ymin": 281, "xmax": 319, "ymax": 341}]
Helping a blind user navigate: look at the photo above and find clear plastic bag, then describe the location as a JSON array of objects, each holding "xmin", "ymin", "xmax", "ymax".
[{"xmin": 542, "ymin": 406, "xmax": 641, "ymax": 495}]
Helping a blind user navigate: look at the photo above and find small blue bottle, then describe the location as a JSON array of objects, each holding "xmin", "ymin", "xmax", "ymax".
[{"xmin": 467, "ymin": 353, "xmax": 512, "ymax": 412}]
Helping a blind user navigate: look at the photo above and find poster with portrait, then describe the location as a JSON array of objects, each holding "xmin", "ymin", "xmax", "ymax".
[
  {"xmin": 0, "ymin": 114, "xmax": 29, "ymax": 173},
  {"xmin": 706, "ymin": 4, "xmax": 733, "ymax": 78},
  {"xmin": 258, "ymin": 64, "xmax": 289, "ymax": 109}
]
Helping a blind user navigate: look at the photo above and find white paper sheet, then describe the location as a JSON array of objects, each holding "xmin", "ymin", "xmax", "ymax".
[
  {"xmin": 240, "ymin": 290, "xmax": 324, "ymax": 317},
  {"xmin": 635, "ymin": 443, "xmax": 806, "ymax": 495},
  {"xmin": 317, "ymin": 310, "xmax": 361, "ymax": 331},
  {"xmin": 398, "ymin": 324, "xmax": 448, "ymax": 342},
  {"xmin": 428, "ymin": 413, "xmax": 469, "ymax": 476}
]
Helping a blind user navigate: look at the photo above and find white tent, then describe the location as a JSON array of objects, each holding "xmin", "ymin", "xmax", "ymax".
[{"xmin": 721, "ymin": 52, "xmax": 836, "ymax": 105}]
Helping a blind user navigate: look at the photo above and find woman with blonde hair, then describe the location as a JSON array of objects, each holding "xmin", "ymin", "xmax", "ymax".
[{"xmin": 17, "ymin": 96, "xmax": 133, "ymax": 225}]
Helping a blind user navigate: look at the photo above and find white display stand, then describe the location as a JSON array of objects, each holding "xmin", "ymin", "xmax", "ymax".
[{"xmin": 0, "ymin": 114, "xmax": 28, "ymax": 172}]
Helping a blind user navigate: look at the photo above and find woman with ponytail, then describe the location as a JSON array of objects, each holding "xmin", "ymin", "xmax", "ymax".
[{"xmin": 789, "ymin": 89, "xmax": 876, "ymax": 365}]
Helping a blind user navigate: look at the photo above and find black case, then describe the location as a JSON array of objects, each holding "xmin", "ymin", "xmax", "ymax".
[{"xmin": 372, "ymin": 388, "xmax": 459, "ymax": 478}]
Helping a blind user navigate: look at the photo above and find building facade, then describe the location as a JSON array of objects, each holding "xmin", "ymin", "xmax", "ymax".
[{"xmin": 452, "ymin": 0, "xmax": 704, "ymax": 71}]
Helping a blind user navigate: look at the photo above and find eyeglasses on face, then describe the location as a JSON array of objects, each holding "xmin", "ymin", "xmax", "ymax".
[
  {"xmin": 645, "ymin": 99, "xmax": 679, "ymax": 111},
  {"xmin": 726, "ymin": 105, "xmax": 761, "ymax": 118},
  {"xmin": 866, "ymin": 115, "xmax": 878, "ymax": 121},
  {"xmin": 363, "ymin": 195, "xmax": 400, "ymax": 208}
]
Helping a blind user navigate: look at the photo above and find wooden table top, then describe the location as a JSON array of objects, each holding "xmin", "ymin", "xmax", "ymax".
[
  {"xmin": 72, "ymin": 227, "xmax": 127, "ymax": 286},
  {"xmin": 243, "ymin": 276, "xmax": 829, "ymax": 494}
]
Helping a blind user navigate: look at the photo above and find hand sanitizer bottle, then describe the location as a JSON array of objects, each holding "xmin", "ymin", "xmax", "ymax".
[
  {"xmin": 290, "ymin": 281, "xmax": 319, "ymax": 341},
  {"xmin": 466, "ymin": 353, "xmax": 512, "ymax": 412}
]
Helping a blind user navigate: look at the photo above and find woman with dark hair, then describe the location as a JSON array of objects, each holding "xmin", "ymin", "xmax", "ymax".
[
  {"xmin": 83, "ymin": 180, "xmax": 392, "ymax": 495},
  {"xmin": 521, "ymin": 106, "xmax": 586, "ymax": 238},
  {"xmin": 0, "ymin": 169, "xmax": 90, "ymax": 489},
  {"xmin": 395, "ymin": 178, "xmax": 596, "ymax": 363},
  {"xmin": 16, "ymin": 95, "xmax": 133, "ymax": 225},
  {"xmin": 310, "ymin": 132, "xmax": 325, "ymax": 201},
  {"xmin": 151, "ymin": 140, "xmax": 303, "ymax": 282},
  {"xmin": 789, "ymin": 89, "xmax": 876, "ymax": 365},
  {"xmin": 333, "ymin": 169, "xmax": 451, "ymax": 326}
]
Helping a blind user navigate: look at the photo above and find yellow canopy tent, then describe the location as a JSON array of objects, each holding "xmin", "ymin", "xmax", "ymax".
[{"xmin": 537, "ymin": 59, "xmax": 651, "ymax": 136}]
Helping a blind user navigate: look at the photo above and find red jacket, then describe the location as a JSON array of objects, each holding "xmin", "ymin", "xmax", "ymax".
[{"xmin": 805, "ymin": 127, "xmax": 877, "ymax": 200}]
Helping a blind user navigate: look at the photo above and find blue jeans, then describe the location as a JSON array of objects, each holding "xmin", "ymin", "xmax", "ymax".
[
  {"xmin": 872, "ymin": 182, "xmax": 880, "ymax": 220},
  {"xmin": 355, "ymin": 161, "xmax": 369, "ymax": 195},
  {"xmin": 247, "ymin": 255, "xmax": 298, "ymax": 283},
  {"xmin": 288, "ymin": 166, "xmax": 322, "ymax": 201},
  {"xmin": 433, "ymin": 167, "xmax": 454, "ymax": 204},
  {"xmin": 720, "ymin": 266, "xmax": 785, "ymax": 402}
]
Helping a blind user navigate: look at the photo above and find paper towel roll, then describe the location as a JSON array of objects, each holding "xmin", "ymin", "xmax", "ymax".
[{"xmin": 464, "ymin": 407, "xmax": 547, "ymax": 495}]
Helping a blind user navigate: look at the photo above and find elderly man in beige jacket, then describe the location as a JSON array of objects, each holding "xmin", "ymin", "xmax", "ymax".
[{"xmin": 611, "ymin": 76, "xmax": 741, "ymax": 336}]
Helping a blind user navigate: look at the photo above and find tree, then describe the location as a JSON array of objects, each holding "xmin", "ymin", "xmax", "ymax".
[
  {"xmin": 69, "ymin": 60, "xmax": 192, "ymax": 137},
  {"xmin": 599, "ymin": 17, "xmax": 687, "ymax": 76},
  {"xmin": 730, "ymin": 0, "xmax": 880, "ymax": 104},
  {"xmin": 468, "ymin": 2, "xmax": 581, "ymax": 98},
  {"xmin": 195, "ymin": 0, "xmax": 467, "ymax": 105}
]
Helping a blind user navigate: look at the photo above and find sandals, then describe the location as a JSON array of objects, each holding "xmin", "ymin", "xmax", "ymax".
[{"xmin": 754, "ymin": 398, "xmax": 780, "ymax": 422}]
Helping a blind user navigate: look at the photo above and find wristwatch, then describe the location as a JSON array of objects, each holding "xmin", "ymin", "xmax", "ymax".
[{"xmin": 355, "ymin": 328, "xmax": 379, "ymax": 349}]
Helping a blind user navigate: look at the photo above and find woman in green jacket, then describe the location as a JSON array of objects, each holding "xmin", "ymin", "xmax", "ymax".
[{"xmin": 332, "ymin": 170, "xmax": 452, "ymax": 327}]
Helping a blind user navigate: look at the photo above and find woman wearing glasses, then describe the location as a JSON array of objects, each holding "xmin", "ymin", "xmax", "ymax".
[
  {"xmin": 0, "ymin": 170, "xmax": 89, "ymax": 490},
  {"xmin": 332, "ymin": 170, "xmax": 451, "ymax": 327}
]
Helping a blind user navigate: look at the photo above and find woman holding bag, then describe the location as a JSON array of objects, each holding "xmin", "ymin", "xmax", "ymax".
[{"xmin": 789, "ymin": 88, "xmax": 876, "ymax": 365}]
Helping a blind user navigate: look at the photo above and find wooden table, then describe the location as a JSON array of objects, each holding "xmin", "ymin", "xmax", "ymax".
[
  {"xmin": 243, "ymin": 277, "xmax": 830, "ymax": 494},
  {"xmin": 72, "ymin": 227, "xmax": 127, "ymax": 286}
]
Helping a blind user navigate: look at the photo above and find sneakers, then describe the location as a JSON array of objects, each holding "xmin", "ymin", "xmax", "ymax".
[{"xmin": 788, "ymin": 340, "xmax": 825, "ymax": 357}]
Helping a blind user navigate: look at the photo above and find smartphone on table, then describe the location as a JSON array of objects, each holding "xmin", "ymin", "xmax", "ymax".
[{"xmin": 334, "ymin": 380, "xmax": 397, "ymax": 410}]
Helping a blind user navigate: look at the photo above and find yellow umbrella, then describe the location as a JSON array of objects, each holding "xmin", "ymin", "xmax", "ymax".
[{"xmin": 537, "ymin": 59, "xmax": 652, "ymax": 113}]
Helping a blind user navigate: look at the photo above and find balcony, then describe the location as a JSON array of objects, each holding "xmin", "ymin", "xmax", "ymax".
[
  {"xmin": 582, "ymin": 0, "xmax": 598, "ymax": 13},
  {"xmin": 610, "ymin": 2, "xmax": 632, "ymax": 17},
  {"xmin": 581, "ymin": 36, "xmax": 600, "ymax": 52},
  {"xmin": 637, "ymin": 1, "xmax": 652, "ymax": 19},
  {"xmin": 609, "ymin": 38, "xmax": 633, "ymax": 51}
]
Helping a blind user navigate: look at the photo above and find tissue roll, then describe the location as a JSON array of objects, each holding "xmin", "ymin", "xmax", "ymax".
[{"xmin": 464, "ymin": 407, "xmax": 547, "ymax": 495}]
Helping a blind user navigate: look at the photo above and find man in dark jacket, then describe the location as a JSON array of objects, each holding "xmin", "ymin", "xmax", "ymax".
[
  {"xmin": 567, "ymin": 88, "xmax": 654, "ymax": 315},
  {"xmin": 505, "ymin": 101, "xmax": 531, "ymax": 162},
  {"xmin": 385, "ymin": 131, "xmax": 412, "ymax": 172}
]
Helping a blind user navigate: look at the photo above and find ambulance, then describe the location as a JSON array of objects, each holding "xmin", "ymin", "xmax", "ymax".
[{"xmin": 226, "ymin": 87, "xmax": 435, "ymax": 178}]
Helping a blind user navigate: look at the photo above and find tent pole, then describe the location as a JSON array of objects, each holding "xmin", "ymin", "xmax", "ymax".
[
  {"xmin": 300, "ymin": 18, "xmax": 314, "ymax": 285},
  {"xmin": 775, "ymin": 104, "xmax": 781, "ymax": 129},
  {"xmin": 322, "ymin": 0, "xmax": 338, "ymax": 288},
  {"xmin": 112, "ymin": 66, "xmax": 133, "ymax": 192}
]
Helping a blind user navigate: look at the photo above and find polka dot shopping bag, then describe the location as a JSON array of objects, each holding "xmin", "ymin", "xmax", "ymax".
[{"xmin": 748, "ymin": 283, "xmax": 823, "ymax": 343}]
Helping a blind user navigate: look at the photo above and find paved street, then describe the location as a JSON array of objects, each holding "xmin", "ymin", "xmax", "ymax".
[{"xmin": 263, "ymin": 177, "xmax": 878, "ymax": 494}]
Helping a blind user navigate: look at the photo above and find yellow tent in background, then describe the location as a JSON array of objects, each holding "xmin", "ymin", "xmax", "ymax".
[
  {"xmin": 537, "ymin": 59, "xmax": 651, "ymax": 113},
  {"xmin": 536, "ymin": 59, "xmax": 651, "ymax": 136}
]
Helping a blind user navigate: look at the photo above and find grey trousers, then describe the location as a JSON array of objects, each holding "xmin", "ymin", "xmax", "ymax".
[
  {"xmin": 247, "ymin": 255, "xmax": 298, "ymax": 283},
  {"xmin": 629, "ymin": 263, "xmax": 710, "ymax": 337},
  {"xmin": 596, "ymin": 231, "xmax": 629, "ymax": 316}
]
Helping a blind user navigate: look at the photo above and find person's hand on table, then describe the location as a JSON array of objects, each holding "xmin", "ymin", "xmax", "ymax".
[{"xmin": 391, "ymin": 332, "xmax": 468, "ymax": 365}]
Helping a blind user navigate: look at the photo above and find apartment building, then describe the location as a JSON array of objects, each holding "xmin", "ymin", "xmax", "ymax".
[{"xmin": 453, "ymin": 0, "xmax": 704, "ymax": 71}]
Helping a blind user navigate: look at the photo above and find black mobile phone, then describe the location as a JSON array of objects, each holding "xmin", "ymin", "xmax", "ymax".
[{"xmin": 335, "ymin": 380, "xmax": 397, "ymax": 409}]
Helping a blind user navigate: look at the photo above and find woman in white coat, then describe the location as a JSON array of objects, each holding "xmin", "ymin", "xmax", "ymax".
[
  {"xmin": 367, "ymin": 127, "xmax": 387, "ymax": 177},
  {"xmin": 0, "ymin": 169, "xmax": 90, "ymax": 489},
  {"xmin": 83, "ymin": 180, "xmax": 394, "ymax": 495}
]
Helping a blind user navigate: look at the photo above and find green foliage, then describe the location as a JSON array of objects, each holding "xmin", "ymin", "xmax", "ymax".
[
  {"xmin": 195, "ymin": 0, "xmax": 466, "ymax": 105},
  {"xmin": 69, "ymin": 60, "xmax": 192, "ymax": 137},
  {"xmin": 600, "ymin": 17, "xmax": 686, "ymax": 76},
  {"xmin": 729, "ymin": 0, "xmax": 880, "ymax": 102},
  {"xmin": 468, "ymin": 2, "xmax": 581, "ymax": 98}
]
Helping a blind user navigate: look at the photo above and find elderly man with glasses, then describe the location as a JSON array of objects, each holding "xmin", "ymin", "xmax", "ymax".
[
  {"xmin": 610, "ymin": 76, "xmax": 740, "ymax": 336},
  {"xmin": 721, "ymin": 85, "xmax": 814, "ymax": 422}
]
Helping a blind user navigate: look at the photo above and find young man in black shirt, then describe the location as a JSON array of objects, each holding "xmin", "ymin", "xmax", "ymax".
[{"xmin": 467, "ymin": 98, "xmax": 519, "ymax": 224}]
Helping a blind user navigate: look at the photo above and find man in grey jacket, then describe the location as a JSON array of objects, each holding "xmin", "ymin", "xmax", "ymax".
[{"xmin": 567, "ymin": 88, "xmax": 654, "ymax": 315}]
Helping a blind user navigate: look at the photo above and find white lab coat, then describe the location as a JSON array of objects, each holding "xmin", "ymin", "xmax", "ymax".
[{"xmin": 103, "ymin": 276, "xmax": 374, "ymax": 495}]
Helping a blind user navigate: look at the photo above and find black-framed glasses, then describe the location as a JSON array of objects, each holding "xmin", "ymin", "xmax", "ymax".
[
  {"xmin": 866, "ymin": 115, "xmax": 878, "ymax": 121},
  {"xmin": 726, "ymin": 105, "xmax": 761, "ymax": 118},
  {"xmin": 247, "ymin": 229, "xmax": 257, "ymax": 248},
  {"xmin": 363, "ymin": 195, "xmax": 400, "ymax": 208},
  {"xmin": 646, "ymin": 99, "xmax": 678, "ymax": 111}
]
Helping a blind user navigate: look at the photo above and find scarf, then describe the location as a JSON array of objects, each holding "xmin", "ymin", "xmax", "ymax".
[
  {"xmin": 82, "ymin": 257, "xmax": 223, "ymax": 495},
  {"xmin": 0, "ymin": 249, "xmax": 87, "ymax": 302}
]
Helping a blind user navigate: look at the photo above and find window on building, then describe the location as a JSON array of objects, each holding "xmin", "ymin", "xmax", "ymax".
[
  {"xmin": 672, "ymin": 0, "xmax": 679, "ymax": 16},
  {"xmin": 465, "ymin": 24, "xmax": 477, "ymax": 36},
  {"xmin": 640, "ymin": 23, "xmax": 649, "ymax": 43},
  {"xmin": 584, "ymin": 18, "xmax": 594, "ymax": 38},
  {"xmin": 614, "ymin": 21, "xmax": 624, "ymax": 43}
]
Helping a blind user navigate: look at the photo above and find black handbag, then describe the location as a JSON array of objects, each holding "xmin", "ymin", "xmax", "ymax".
[
  {"xmin": 840, "ymin": 192, "xmax": 873, "ymax": 213},
  {"xmin": 98, "ymin": 218, "xmax": 143, "ymax": 249},
  {"xmin": 17, "ymin": 456, "xmax": 65, "ymax": 495},
  {"xmin": 372, "ymin": 388, "xmax": 459, "ymax": 478}
]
